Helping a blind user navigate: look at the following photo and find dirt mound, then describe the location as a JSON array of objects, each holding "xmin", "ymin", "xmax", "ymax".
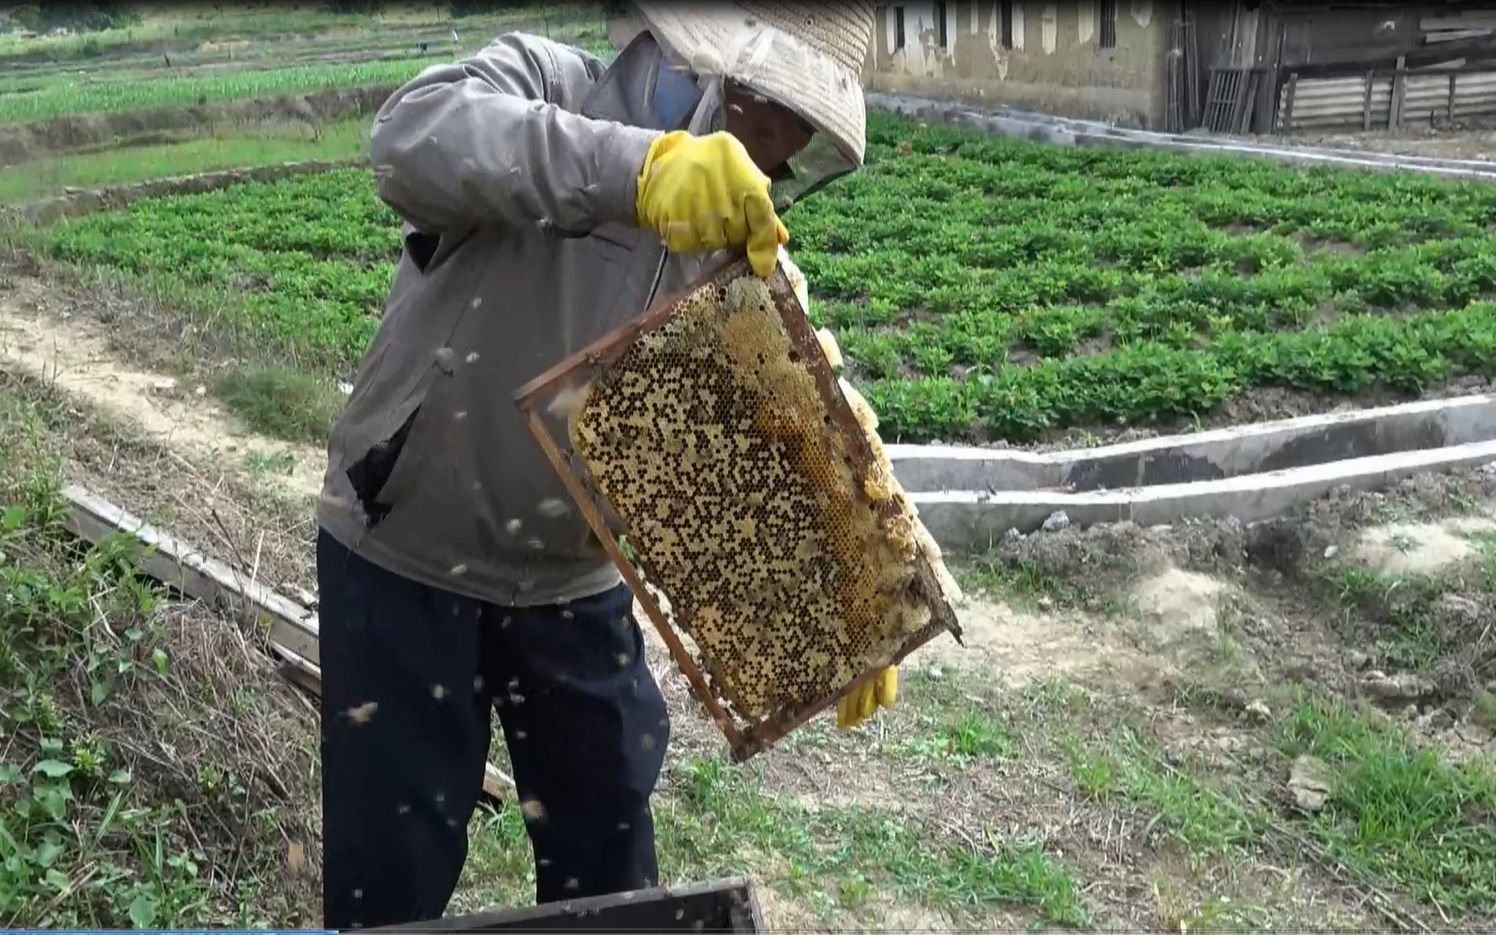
[
  {"xmin": 908, "ymin": 598, "xmax": 1145, "ymax": 687},
  {"xmin": 955, "ymin": 468, "xmax": 1496, "ymax": 720},
  {"xmin": 1355, "ymin": 517, "xmax": 1496, "ymax": 577},
  {"xmin": 0, "ymin": 85, "xmax": 392, "ymax": 167},
  {"xmin": 1130, "ymin": 568, "xmax": 1225, "ymax": 640}
]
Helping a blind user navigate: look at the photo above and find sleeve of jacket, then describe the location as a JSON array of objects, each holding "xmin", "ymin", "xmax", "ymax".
[{"xmin": 369, "ymin": 33, "xmax": 661, "ymax": 234}]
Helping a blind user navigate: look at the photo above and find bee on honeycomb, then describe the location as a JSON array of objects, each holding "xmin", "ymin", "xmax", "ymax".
[{"xmin": 567, "ymin": 262, "xmax": 958, "ymax": 723}]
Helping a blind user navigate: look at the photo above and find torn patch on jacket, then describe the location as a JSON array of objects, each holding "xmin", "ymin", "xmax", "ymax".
[
  {"xmin": 346, "ymin": 407, "xmax": 419, "ymax": 528},
  {"xmin": 405, "ymin": 230, "xmax": 441, "ymax": 272}
]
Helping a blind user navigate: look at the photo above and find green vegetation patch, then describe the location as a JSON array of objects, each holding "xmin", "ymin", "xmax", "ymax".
[
  {"xmin": 791, "ymin": 114, "xmax": 1496, "ymax": 442},
  {"xmin": 1061, "ymin": 726, "xmax": 1263, "ymax": 854},
  {"xmin": 44, "ymin": 168, "xmax": 398, "ymax": 371},
  {"xmin": 0, "ymin": 58, "xmax": 440, "ymax": 127},
  {"xmin": 1279, "ymin": 693, "xmax": 1496, "ymax": 915},
  {"xmin": 461, "ymin": 755, "xmax": 1090, "ymax": 928},
  {"xmin": 0, "ymin": 387, "xmax": 318, "ymax": 926},
  {"xmin": 1315, "ymin": 537, "xmax": 1496, "ymax": 673},
  {"xmin": 39, "ymin": 112, "xmax": 1496, "ymax": 445},
  {"xmin": 212, "ymin": 365, "xmax": 344, "ymax": 445}
]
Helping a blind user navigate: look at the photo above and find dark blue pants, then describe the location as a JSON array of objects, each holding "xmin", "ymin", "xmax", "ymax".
[{"xmin": 316, "ymin": 530, "xmax": 669, "ymax": 929}]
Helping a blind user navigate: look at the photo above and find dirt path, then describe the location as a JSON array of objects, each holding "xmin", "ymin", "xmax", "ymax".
[{"xmin": 0, "ymin": 279, "xmax": 324, "ymax": 504}]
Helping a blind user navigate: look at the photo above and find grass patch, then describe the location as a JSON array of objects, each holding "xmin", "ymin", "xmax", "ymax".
[
  {"xmin": 899, "ymin": 705, "xmax": 1018, "ymax": 762},
  {"xmin": 1278, "ymin": 692, "xmax": 1496, "ymax": 915},
  {"xmin": 457, "ymin": 668, "xmax": 1088, "ymax": 927},
  {"xmin": 1061, "ymin": 728, "xmax": 1263, "ymax": 855},
  {"xmin": 1473, "ymin": 689, "xmax": 1496, "ymax": 731},
  {"xmin": 956, "ymin": 554, "xmax": 1091, "ymax": 610},
  {"xmin": 1475, "ymin": 530, "xmax": 1496, "ymax": 590},
  {"xmin": 0, "ymin": 117, "xmax": 370, "ymax": 204},
  {"xmin": 1149, "ymin": 874, "xmax": 1274, "ymax": 933},
  {"xmin": 656, "ymin": 757, "xmax": 1089, "ymax": 927},
  {"xmin": 212, "ymin": 365, "xmax": 342, "ymax": 445},
  {"xmin": 244, "ymin": 450, "xmax": 297, "ymax": 479},
  {"xmin": 457, "ymin": 746, "xmax": 1090, "ymax": 928},
  {"xmin": 453, "ymin": 801, "xmax": 534, "ymax": 915},
  {"xmin": 1317, "ymin": 563, "xmax": 1462, "ymax": 672}
]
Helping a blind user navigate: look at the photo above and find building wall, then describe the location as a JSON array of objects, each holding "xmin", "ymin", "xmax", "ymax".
[{"xmin": 864, "ymin": 1, "xmax": 1172, "ymax": 128}]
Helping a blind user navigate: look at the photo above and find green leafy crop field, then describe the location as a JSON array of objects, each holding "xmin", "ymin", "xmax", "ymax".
[
  {"xmin": 45, "ymin": 168, "xmax": 397, "ymax": 368},
  {"xmin": 41, "ymin": 113, "xmax": 1496, "ymax": 444}
]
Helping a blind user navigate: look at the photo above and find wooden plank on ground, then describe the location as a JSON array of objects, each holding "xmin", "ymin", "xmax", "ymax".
[
  {"xmin": 62, "ymin": 484, "xmax": 320, "ymax": 664},
  {"xmin": 60, "ymin": 483, "xmax": 513, "ymax": 799}
]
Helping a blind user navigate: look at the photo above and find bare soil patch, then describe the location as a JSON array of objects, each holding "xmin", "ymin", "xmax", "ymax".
[
  {"xmin": 0, "ymin": 276, "xmax": 325, "ymax": 505},
  {"xmin": 1356, "ymin": 517, "xmax": 1496, "ymax": 577}
]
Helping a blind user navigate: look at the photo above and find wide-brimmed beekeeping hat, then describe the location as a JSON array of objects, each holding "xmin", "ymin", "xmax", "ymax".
[{"xmin": 631, "ymin": 1, "xmax": 874, "ymax": 168}]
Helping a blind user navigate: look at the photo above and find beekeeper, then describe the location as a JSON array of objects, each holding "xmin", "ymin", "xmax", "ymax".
[{"xmin": 315, "ymin": 2, "xmax": 881, "ymax": 927}]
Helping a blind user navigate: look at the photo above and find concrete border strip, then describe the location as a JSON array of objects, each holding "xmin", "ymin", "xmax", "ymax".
[
  {"xmin": 910, "ymin": 438, "xmax": 1496, "ymax": 549},
  {"xmin": 888, "ymin": 393, "xmax": 1496, "ymax": 493}
]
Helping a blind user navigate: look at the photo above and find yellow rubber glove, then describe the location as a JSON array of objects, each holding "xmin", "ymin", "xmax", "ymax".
[
  {"xmin": 836, "ymin": 666, "xmax": 898, "ymax": 730},
  {"xmin": 636, "ymin": 130, "xmax": 789, "ymax": 278}
]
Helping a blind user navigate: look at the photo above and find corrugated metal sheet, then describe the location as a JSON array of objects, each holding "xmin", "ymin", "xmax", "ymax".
[
  {"xmin": 1279, "ymin": 75, "xmax": 1392, "ymax": 130},
  {"xmin": 1403, "ymin": 72, "xmax": 1496, "ymax": 121},
  {"xmin": 1278, "ymin": 70, "xmax": 1496, "ymax": 131}
]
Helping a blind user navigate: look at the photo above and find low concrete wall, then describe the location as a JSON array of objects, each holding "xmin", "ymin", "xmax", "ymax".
[
  {"xmin": 866, "ymin": 72, "xmax": 1160, "ymax": 131},
  {"xmin": 890, "ymin": 394, "xmax": 1496, "ymax": 550},
  {"xmin": 914, "ymin": 439, "xmax": 1496, "ymax": 550},
  {"xmin": 890, "ymin": 394, "xmax": 1496, "ymax": 493}
]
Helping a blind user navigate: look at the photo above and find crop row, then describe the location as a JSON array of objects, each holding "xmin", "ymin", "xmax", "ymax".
[
  {"xmin": 42, "ymin": 114, "xmax": 1496, "ymax": 443},
  {"xmin": 47, "ymin": 169, "xmax": 398, "ymax": 368}
]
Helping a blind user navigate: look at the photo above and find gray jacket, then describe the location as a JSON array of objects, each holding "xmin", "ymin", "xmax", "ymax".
[{"xmin": 318, "ymin": 32, "xmax": 718, "ymax": 606}]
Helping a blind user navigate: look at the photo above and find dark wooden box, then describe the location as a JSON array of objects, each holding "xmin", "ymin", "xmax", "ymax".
[{"xmin": 365, "ymin": 878, "xmax": 763, "ymax": 932}]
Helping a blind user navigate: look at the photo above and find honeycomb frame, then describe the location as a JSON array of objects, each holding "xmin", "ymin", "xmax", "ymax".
[{"xmin": 514, "ymin": 257, "xmax": 962, "ymax": 761}]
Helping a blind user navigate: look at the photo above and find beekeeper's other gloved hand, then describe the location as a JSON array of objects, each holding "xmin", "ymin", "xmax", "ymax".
[
  {"xmin": 636, "ymin": 130, "xmax": 788, "ymax": 278},
  {"xmin": 837, "ymin": 666, "xmax": 898, "ymax": 729}
]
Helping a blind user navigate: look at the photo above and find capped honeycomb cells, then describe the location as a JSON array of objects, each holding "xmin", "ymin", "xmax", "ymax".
[{"xmin": 569, "ymin": 272, "xmax": 954, "ymax": 722}]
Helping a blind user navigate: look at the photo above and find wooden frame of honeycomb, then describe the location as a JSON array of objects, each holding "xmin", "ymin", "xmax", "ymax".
[{"xmin": 514, "ymin": 257, "xmax": 962, "ymax": 761}]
